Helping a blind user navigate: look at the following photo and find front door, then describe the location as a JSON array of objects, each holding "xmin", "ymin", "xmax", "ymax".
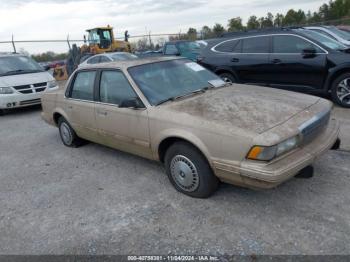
[
  {"xmin": 94, "ymin": 70, "xmax": 152, "ymax": 159},
  {"xmin": 266, "ymin": 34, "xmax": 327, "ymax": 90}
]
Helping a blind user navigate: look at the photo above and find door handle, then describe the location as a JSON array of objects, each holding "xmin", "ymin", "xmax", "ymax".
[
  {"xmin": 272, "ymin": 59, "xmax": 282, "ymax": 64},
  {"xmin": 97, "ymin": 110, "xmax": 108, "ymax": 116},
  {"xmin": 231, "ymin": 58, "xmax": 240, "ymax": 62}
]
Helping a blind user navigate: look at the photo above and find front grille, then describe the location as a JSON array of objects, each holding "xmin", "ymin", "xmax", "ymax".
[
  {"xmin": 299, "ymin": 110, "xmax": 331, "ymax": 145},
  {"xmin": 35, "ymin": 87, "xmax": 46, "ymax": 92},
  {"xmin": 20, "ymin": 89, "xmax": 33, "ymax": 94},
  {"xmin": 33, "ymin": 82, "xmax": 46, "ymax": 87},
  {"xmin": 13, "ymin": 85, "xmax": 31, "ymax": 90},
  {"xmin": 19, "ymin": 98, "xmax": 41, "ymax": 105}
]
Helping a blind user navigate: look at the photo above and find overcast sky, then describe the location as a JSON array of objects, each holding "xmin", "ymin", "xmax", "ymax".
[{"xmin": 0, "ymin": 0, "xmax": 326, "ymax": 54}]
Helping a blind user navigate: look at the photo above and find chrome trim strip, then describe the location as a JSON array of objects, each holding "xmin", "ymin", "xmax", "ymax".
[{"xmin": 211, "ymin": 33, "xmax": 328, "ymax": 55}]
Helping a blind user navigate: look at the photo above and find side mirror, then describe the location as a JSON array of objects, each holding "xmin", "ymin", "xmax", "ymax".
[
  {"xmin": 302, "ymin": 48, "xmax": 317, "ymax": 58},
  {"xmin": 119, "ymin": 97, "xmax": 144, "ymax": 109}
]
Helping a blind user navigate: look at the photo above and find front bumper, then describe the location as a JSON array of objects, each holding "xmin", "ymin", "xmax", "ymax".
[
  {"xmin": 0, "ymin": 92, "xmax": 43, "ymax": 109},
  {"xmin": 214, "ymin": 119, "xmax": 340, "ymax": 189}
]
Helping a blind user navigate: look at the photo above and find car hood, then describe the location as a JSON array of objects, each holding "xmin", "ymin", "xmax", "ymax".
[
  {"xmin": 0, "ymin": 71, "xmax": 54, "ymax": 87},
  {"xmin": 163, "ymin": 84, "xmax": 320, "ymax": 134}
]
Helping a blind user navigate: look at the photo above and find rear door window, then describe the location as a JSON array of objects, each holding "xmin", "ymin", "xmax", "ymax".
[
  {"xmin": 242, "ymin": 36, "xmax": 269, "ymax": 53},
  {"xmin": 70, "ymin": 71, "xmax": 96, "ymax": 101},
  {"xmin": 215, "ymin": 39, "xmax": 241, "ymax": 53}
]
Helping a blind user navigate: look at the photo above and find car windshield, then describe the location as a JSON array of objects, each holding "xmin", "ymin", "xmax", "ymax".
[
  {"xmin": 128, "ymin": 59, "xmax": 225, "ymax": 105},
  {"xmin": 298, "ymin": 29, "xmax": 347, "ymax": 50},
  {"xmin": 0, "ymin": 56, "xmax": 43, "ymax": 76},
  {"xmin": 111, "ymin": 53, "xmax": 138, "ymax": 61},
  {"xmin": 326, "ymin": 26, "xmax": 350, "ymax": 41},
  {"xmin": 177, "ymin": 42, "xmax": 202, "ymax": 52}
]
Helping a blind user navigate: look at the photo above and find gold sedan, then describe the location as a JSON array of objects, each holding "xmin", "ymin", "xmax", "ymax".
[{"xmin": 41, "ymin": 57, "xmax": 340, "ymax": 198}]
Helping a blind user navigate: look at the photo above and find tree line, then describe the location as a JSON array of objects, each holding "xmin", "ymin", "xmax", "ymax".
[{"xmin": 183, "ymin": 0, "xmax": 350, "ymax": 39}]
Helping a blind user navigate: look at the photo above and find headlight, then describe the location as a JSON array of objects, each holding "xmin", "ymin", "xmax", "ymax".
[
  {"xmin": 0, "ymin": 87, "xmax": 14, "ymax": 94},
  {"xmin": 47, "ymin": 80, "xmax": 58, "ymax": 89},
  {"xmin": 247, "ymin": 136, "xmax": 299, "ymax": 161}
]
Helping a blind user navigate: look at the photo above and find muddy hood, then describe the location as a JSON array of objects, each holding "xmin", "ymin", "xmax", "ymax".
[{"xmin": 166, "ymin": 84, "xmax": 320, "ymax": 134}]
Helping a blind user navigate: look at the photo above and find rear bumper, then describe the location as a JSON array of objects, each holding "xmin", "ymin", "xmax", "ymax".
[
  {"xmin": 214, "ymin": 119, "xmax": 340, "ymax": 189},
  {"xmin": 0, "ymin": 93, "xmax": 42, "ymax": 109}
]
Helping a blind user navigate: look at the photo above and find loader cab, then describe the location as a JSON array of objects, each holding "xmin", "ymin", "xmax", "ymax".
[{"xmin": 87, "ymin": 27, "xmax": 114, "ymax": 50}]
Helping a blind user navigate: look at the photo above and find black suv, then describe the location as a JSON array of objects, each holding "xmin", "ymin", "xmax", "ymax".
[{"xmin": 198, "ymin": 28, "xmax": 350, "ymax": 107}]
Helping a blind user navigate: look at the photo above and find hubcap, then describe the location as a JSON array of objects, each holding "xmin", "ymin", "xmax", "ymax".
[
  {"xmin": 221, "ymin": 76, "xmax": 233, "ymax": 84},
  {"xmin": 170, "ymin": 155, "xmax": 199, "ymax": 192},
  {"xmin": 60, "ymin": 122, "xmax": 72, "ymax": 145},
  {"xmin": 337, "ymin": 78, "xmax": 350, "ymax": 105}
]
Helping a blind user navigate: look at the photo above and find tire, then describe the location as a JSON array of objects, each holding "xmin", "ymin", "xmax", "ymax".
[
  {"xmin": 331, "ymin": 73, "xmax": 350, "ymax": 108},
  {"xmin": 0, "ymin": 109, "xmax": 6, "ymax": 116},
  {"xmin": 219, "ymin": 72, "xmax": 236, "ymax": 84},
  {"xmin": 58, "ymin": 117, "xmax": 82, "ymax": 147},
  {"xmin": 164, "ymin": 142, "xmax": 219, "ymax": 198}
]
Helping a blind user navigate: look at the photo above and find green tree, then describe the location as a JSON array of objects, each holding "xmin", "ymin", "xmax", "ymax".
[
  {"xmin": 260, "ymin": 12, "xmax": 274, "ymax": 28},
  {"xmin": 247, "ymin": 16, "xmax": 260, "ymax": 29},
  {"xmin": 212, "ymin": 23, "xmax": 225, "ymax": 37},
  {"xmin": 201, "ymin": 25, "xmax": 212, "ymax": 39},
  {"xmin": 228, "ymin": 17, "xmax": 244, "ymax": 32},
  {"xmin": 274, "ymin": 13, "xmax": 284, "ymax": 27},
  {"xmin": 187, "ymin": 27, "xmax": 197, "ymax": 40}
]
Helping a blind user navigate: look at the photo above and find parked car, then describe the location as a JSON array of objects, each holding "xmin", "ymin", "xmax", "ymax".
[
  {"xmin": 305, "ymin": 26, "xmax": 350, "ymax": 46},
  {"xmin": 198, "ymin": 28, "xmax": 350, "ymax": 107},
  {"xmin": 79, "ymin": 52, "xmax": 138, "ymax": 67},
  {"xmin": 163, "ymin": 40, "xmax": 203, "ymax": 61},
  {"xmin": 0, "ymin": 53, "xmax": 58, "ymax": 115},
  {"xmin": 41, "ymin": 57, "xmax": 340, "ymax": 198}
]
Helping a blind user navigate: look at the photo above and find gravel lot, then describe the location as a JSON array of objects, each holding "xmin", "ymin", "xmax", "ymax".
[{"xmin": 0, "ymin": 96, "xmax": 349, "ymax": 255}]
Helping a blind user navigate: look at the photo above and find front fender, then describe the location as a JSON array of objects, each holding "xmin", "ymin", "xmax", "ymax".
[
  {"xmin": 324, "ymin": 63, "xmax": 350, "ymax": 91},
  {"xmin": 152, "ymin": 128, "xmax": 213, "ymax": 166}
]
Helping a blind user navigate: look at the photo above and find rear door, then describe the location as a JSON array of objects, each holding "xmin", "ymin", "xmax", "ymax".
[
  {"xmin": 94, "ymin": 69, "xmax": 152, "ymax": 159},
  {"xmin": 267, "ymin": 34, "xmax": 327, "ymax": 90},
  {"xmin": 64, "ymin": 70, "xmax": 98, "ymax": 142},
  {"xmin": 211, "ymin": 36, "xmax": 270, "ymax": 84}
]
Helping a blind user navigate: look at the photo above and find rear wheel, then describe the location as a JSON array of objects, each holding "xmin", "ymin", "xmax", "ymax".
[
  {"xmin": 58, "ymin": 117, "xmax": 82, "ymax": 147},
  {"xmin": 219, "ymin": 72, "xmax": 236, "ymax": 84},
  {"xmin": 164, "ymin": 142, "xmax": 219, "ymax": 198},
  {"xmin": 331, "ymin": 73, "xmax": 350, "ymax": 108}
]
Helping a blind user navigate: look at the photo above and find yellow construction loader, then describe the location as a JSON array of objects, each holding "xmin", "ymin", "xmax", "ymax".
[{"xmin": 63, "ymin": 25, "xmax": 131, "ymax": 77}]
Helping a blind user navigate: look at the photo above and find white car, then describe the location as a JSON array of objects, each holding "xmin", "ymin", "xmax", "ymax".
[
  {"xmin": 305, "ymin": 26, "xmax": 350, "ymax": 46},
  {"xmin": 0, "ymin": 53, "xmax": 58, "ymax": 115},
  {"xmin": 79, "ymin": 52, "xmax": 138, "ymax": 67}
]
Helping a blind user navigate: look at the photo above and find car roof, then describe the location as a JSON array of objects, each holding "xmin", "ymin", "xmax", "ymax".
[{"xmin": 78, "ymin": 56, "xmax": 182, "ymax": 70}]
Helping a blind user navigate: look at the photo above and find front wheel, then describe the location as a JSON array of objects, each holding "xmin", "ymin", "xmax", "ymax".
[
  {"xmin": 331, "ymin": 73, "xmax": 350, "ymax": 108},
  {"xmin": 164, "ymin": 142, "xmax": 219, "ymax": 198},
  {"xmin": 58, "ymin": 117, "xmax": 82, "ymax": 147}
]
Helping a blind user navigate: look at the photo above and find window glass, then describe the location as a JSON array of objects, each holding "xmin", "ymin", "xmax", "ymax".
[
  {"xmin": 71, "ymin": 71, "xmax": 96, "ymax": 100},
  {"xmin": 273, "ymin": 35, "xmax": 322, "ymax": 53},
  {"xmin": 312, "ymin": 29, "xmax": 337, "ymax": 40},
  {"xmin": 0, "ymin": 56, "xmax": 43, "ymax": 75},
  {"xmin": 100, "ymin": 71, "xmax": 137, "ymax": 105},
  {"xmin": 164, "ymin": 44, "xmax": 179, "ymax": 55},
  {"xmin": 99, "ymin": 56, "xmax": 111, "ymax": 63},
  {"xmin": 87, "ymin": 56, "xmax": 101, "ymax": 64},
  {"xmin": 242, "ymin": 36, "xmax": 269, "ymax": 53},
  {"xmin": 215, "ymin": 39, "xmax": 241, "ymax": 52}
]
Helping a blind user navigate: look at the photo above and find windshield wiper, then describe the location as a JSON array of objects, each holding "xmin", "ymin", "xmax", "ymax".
[{"xmin": 156, "ymin": 88, "xmax": 208, "ymax": 106}]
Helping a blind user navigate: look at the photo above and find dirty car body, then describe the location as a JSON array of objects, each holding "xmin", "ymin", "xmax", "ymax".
[{"xmin": 41, "ymin": 57, "xmax": 340, "ymax": 198}]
